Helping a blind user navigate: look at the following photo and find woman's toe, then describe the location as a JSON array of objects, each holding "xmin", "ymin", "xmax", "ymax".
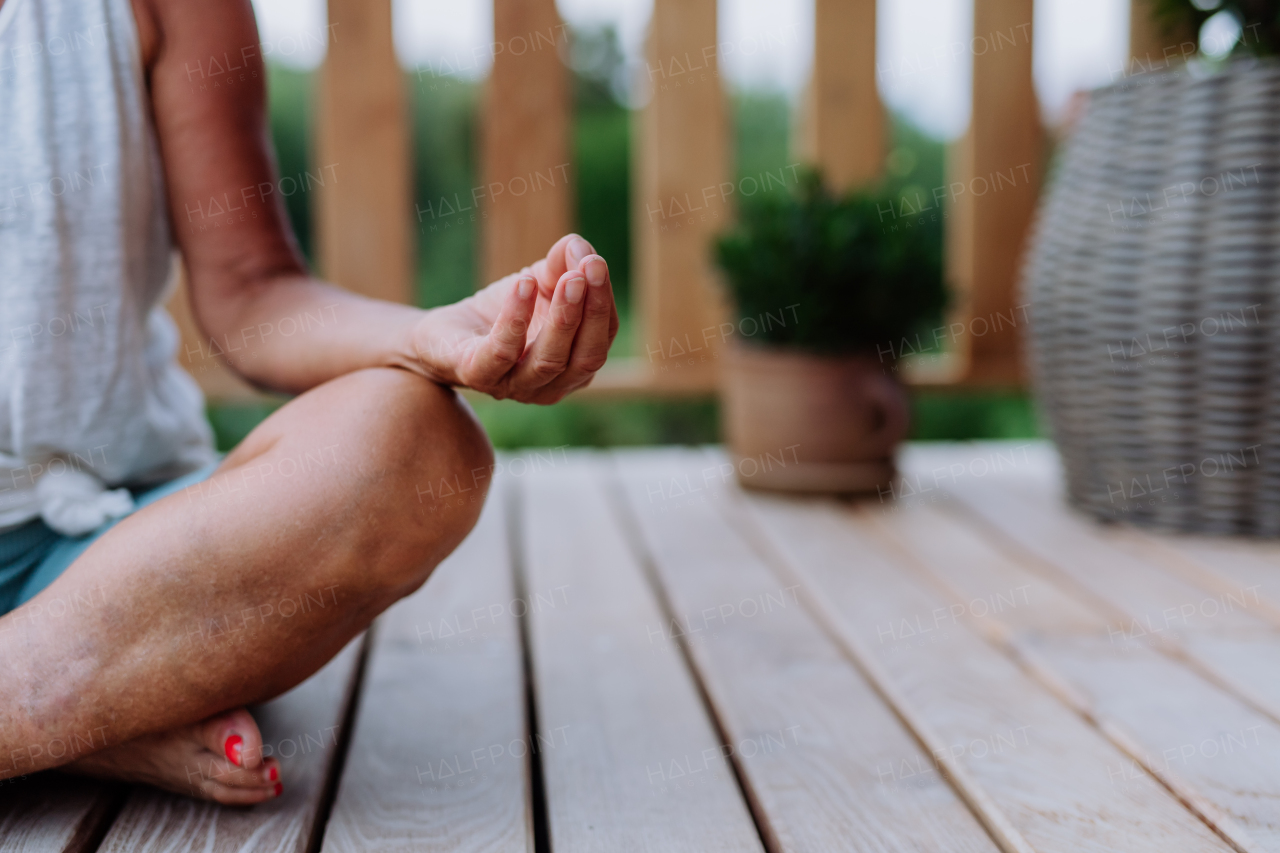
[
  {"xmin": 197, "ymin": 707, "xmax": 265, "ymax": 770},
  {"xmin": 201, "ymin": 776, "xmax": 283, "ymax": 806},
  {"xmin": 188, "ymin": 750, "xmax": 280, "ymax": 791}
]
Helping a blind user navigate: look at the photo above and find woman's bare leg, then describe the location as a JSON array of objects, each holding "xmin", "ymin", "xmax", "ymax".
[{"xmin": 0, "ymin": 368, "xmax": 493, "ymax": 801}]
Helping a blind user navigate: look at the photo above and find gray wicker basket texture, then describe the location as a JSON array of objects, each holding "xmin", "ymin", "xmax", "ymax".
[{"xmin": 1024, "ymin": 58, "xmax": 1280, "ymax": 534}]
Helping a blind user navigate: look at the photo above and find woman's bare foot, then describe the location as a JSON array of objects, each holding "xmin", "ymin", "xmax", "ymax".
[{"xmin": 63, "ymin": 707, "xmax": 283, "ymax": 805}]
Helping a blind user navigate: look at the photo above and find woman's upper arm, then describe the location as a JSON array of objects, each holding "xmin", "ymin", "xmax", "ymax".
[{"xmin": 140, "ymin": 0, "xmax": 305, "ymax": 325}]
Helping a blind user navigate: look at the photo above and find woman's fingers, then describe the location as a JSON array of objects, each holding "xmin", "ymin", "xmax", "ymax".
[
  {"xmin": 438, "ymin": 237, "xmax": 605, "ymax": 400},
  {"xmin": 565, "ymin": 235, "xmax": 594, "ymax": 268},
  {"xmin": 462, "ymin": 275, "xmax": 537, "ymax": 390},
  {"xmin": 510, "ymin": 268, "xmax": 587, "ymax": 392},
  {"xmin": 528, "ymin": 254, "xmax": 615, "ymax": 403},
  {"xmin": 532, "ymin": 234, "xmax": 594, "ymax": 300}
]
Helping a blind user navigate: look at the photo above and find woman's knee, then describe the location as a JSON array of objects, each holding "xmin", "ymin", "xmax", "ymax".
[
  {"xmin": 339, "ymin": 369, "xmax": 494, "ymax": 593},
  {"xmin": 226, "ymin": 368, "xmax": 494, "ymax": 597}
]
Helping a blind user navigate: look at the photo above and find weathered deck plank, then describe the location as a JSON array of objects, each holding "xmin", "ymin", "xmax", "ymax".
[
  {"xmin": 9, "ymin": 442, "xmax": 1280, "ymax": 853},
  {"xmin": 944, "ymin": 464, "xmax": 1280, "ymax": 728},
  {"xmin": 95, "ymin": 635, "xmax": 363, "ymax": 853},
  {"xmin": 519, "ymin": 454, "xmax": 762, "ymax": 852},
  {"xmin": 884, "ymin": 500, "xmax": 1280, "ymax": 851},
  {"xmin": 886, "ymin": 445, "xmax": 1280, "ymax": 850},
  {"xmin": 732, "ymin": 484, "xmax": 1234, "ymax": 853},
  {"xmin": 0, "ymin": 777, "xmax": 121, "ymax": 853},
  {"xmin": 1102, "ymin": 529, "xmax": 1280, "ymax": 628},
  {"xmin": 613, "ymin": 449, "xmax": 1000, "ymax": 853},
  {"xmin": 319, "ymin": 474, "xmax": 532, "ymax": 853}
]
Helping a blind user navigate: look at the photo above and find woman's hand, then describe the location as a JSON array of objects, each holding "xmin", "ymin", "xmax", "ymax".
[{"xmin": 410, "ymin": 235, "xmax": 618, "ymax": 404}]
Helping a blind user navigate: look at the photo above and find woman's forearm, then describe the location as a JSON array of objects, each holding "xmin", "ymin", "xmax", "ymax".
[
  {"xmin": 183, "ymin": 233, "xmax": 613, "ymax": 403},
  {"xmin": 192, "ymin": 275, "xmax": 430, "ymax": 395}
]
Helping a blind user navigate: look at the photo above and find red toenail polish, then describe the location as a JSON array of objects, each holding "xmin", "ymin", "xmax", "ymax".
[
  {"xmin": 269, "ymin": 766, "xmax": 278, "ymax": 782},
  {"xmin": 224, "ymin": 735, "xmax": 243, "ymax": 766},
  {"xmin": 274, "ymin": 782, "xmax": 283, "ymax": 797}
]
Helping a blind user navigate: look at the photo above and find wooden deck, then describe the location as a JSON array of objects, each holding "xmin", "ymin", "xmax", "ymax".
[{"xmin": 5, "ymin": 441, "xmax": 1280, "ymax": 852}]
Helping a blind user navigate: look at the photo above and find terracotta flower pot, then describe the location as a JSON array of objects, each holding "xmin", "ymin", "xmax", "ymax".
[{"xmin": 720, "ymin": 343, "xmax": 910, "ymax": 493}]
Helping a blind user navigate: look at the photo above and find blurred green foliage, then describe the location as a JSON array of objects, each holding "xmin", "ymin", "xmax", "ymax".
[
  {"xmin": 468, "ymin": 395, "xmax": 719, "ymax": 449},
  {"xmin": 208, "ymin": 401, "xmax": 283, "ymax": 452},
  {"xmin": 206, "ymin": 390, "xmax": 1039, "ymax": 452},
  {"xmin": 1153, "ymin": 0, "xmax": 1278, "ymax": 56},
  {"xmin": 207, "ymin": 44, "xmax": 1036, "ymax": 451},
  {"xmin": 265, "ymin": 67, "xmax": 315, "ymax": 261},
  {"xmin": 408, "ymin": 71, "xmax": 481, "ymax": 309},
  {"xmin": 571, "ymin": 27, "xmax": 632, "ymax": 307},
  {"xmin": 910, "ymin": 392, "xmax": 1041, "ymax": 441},
  {"xmin": 883, "ymin": 118, "xmax": 947, "ymax": 199},
  {"xmin": 733, "ymin": 90, "xmax": 791, "ymax": 180}
]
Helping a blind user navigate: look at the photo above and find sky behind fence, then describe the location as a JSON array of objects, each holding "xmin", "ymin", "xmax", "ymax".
[{"xmin": 249, "ymin": 0, "xmax": 1141, "ymax": 138}]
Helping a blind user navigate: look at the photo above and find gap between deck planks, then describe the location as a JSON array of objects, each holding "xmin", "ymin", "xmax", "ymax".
[
  {"xmin": 319, "ymin": 471, "xmax": 532, "ymax": 853},
  {"xmin": 936, "ymin": 450, "xmax": 1280, "ymax": 730},
  {"xmin": 14, "ymin": 442, "xmax": 1280, "ymax": 853},
  {"xmin": 0, "ymin": 778, "xmax": 122, "ymax": 853},
  {"xmin": 94, "ymin": 635, "xmax": 365, "ymax": 853},
  {"xmin": 694, "ymin": 449, "xmax": 1240, "ymax": 853},
  {"xmin": 888, "ymin": 442, "xmax": 1280, "ymax": 851},
  {"xmin": 1104, "ymin": 529, "xmax": 1280, "ymax": 628},
  {"xmin": 612, "ymin": 448, "xmax": 1001, "ymax": 853},
  {"xmin": 0, "ymin": 634, "xmax": 363, "ymax": 853},
  {"xmin": 861, "ymin": 494, "xmax": 1280, "ymax": 844},
  {"xmin": 3, "ymin": 469, "xmax": 529, "ymax": 853},
  {"xmin": 517, "ymin": 453, "xmax": 763, "ymax": 852}
]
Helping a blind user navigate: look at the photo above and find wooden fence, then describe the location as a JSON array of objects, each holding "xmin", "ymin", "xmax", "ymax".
[{"xmin": 175, "ymin": 0, "xmax": 1176, "ymax": 401}]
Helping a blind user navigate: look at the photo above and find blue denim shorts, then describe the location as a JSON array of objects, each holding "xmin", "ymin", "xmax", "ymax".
[{"xmin": 0, "ymin": 463, "xmax": 218, "ymax": 616}]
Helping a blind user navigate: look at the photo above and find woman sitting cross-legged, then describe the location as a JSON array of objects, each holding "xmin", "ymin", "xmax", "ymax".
[{"xmin": 0, "ymin": 0, "xmax": 616, "ymax": 803}]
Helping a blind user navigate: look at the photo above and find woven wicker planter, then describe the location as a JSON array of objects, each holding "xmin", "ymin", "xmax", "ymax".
[{"xmin": 1025, "ymin": 58, "xmax": 1280, "ymax": 535}]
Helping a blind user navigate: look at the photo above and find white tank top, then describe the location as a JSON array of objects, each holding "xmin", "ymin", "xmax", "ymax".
[{"xmin": 0, "ymin": 0, "xmax": 216, "ymax": 532}]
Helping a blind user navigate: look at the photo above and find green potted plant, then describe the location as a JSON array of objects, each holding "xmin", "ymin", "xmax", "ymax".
[{"xmin": 713, "ymin": 170, "xmax": 947, "ymax": 493}]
